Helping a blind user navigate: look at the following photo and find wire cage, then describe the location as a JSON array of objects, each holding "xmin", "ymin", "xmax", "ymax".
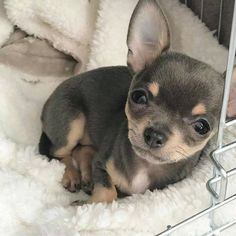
[{"xmin": 158, "ymin": 0, "xmax": 236, "ymax": 235}]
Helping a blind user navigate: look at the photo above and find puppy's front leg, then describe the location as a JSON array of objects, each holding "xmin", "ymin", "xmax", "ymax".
[
  {"xmin": 61, "ymin": 157, "xmax": 81, "ymax": 192},
  {"xmin": 72, "ymin": 145, "xmax": 96, "ymax": 194},
  {"xmin": 71, "ymin": 160, "xmax": 117, "ymax": 206},
  {"xmin": 88, "ymin": 160, "xmax": 117, "ymax": 204}
]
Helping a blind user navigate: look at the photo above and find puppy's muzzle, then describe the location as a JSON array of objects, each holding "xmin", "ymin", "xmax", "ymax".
[{"xmin": 143, "ymin": 127, "xmax": 167, "ymax": 148}]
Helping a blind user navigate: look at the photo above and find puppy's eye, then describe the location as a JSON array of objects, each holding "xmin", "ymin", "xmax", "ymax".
[
  {"xmin": 131, "ymin": 90, "xmax": 148, "ymax": 105},
  {"xmin": 192, "ymin": 119, "xmax": 210, "ymax": 135}
]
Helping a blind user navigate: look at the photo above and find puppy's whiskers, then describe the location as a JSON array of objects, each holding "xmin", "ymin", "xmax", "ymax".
[
  {"xmin": 176, "ymin": 150, "xmax": 188, "ymax": 160},
  {"xmin": 176, "ymin": 146, "xmax": 190, "ymax": 156}
]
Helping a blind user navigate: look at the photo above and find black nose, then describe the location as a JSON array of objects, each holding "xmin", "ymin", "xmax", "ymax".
[{"xmin": 144, "ymin": 127, "xmax": 167, "ymax": 148}]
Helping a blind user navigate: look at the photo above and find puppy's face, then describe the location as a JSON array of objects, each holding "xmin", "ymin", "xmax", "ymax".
[
  {"xmin": 125, "ymin": 0, "xmax": 236, "ymax": 164},
  {"xmin": 126, "ymin": 53, "xmax": 224, "ymax": 164}
]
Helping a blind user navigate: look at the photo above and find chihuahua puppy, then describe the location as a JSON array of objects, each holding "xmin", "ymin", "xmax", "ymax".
[{"xmin": 39, "ymin": 0, "xmax": 236, "ymax": 203}]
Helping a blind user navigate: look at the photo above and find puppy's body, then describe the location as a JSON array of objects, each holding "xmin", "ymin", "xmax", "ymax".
[
  {"xmin": 39, "ymin": 53, "xmax": 227, "ymax": 200},
  {"xmin": 39, "ymin": 0, "xmax": 236, "ymax": 203},
  {"xmin": 40, "ymin": 61, "xmax": 199, "ymax": 195}
]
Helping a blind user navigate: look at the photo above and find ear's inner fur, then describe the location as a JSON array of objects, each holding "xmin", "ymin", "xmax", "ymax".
[{"xmin": 127, "ymin": 0, "xmax": 170, "ymax": 74}]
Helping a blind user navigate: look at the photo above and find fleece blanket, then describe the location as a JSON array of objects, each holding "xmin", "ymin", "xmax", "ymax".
[
  {"xmin": 0, "ymin": 0, "xmax": 99, "ymax": 85},
  {"xmin": 4, "ymin": 0, "xmax": 99, "ymax": 73},
  {"xmin": 0, "ymin": 0, "xmax": 235, "ymax": 235}
]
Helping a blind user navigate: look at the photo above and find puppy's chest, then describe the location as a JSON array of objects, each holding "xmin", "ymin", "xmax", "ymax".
[
  {"xmin": 107, "ymin": 160, "xmax": 150, "ymax": 194},
  {"xmin": 130, "ymin": 167, "xmax": 168, "ymax": 193},
  {"xmin": 129, "ymin": 169, "xmax": 150, "ymax": 194}
]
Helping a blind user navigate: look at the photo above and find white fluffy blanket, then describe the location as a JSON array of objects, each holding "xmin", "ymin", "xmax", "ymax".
[{"xmin": 0, "ymin": 0, "xmax": 235, "ymax": 235}]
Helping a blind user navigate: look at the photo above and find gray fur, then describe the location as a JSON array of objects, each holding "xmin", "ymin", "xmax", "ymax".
[{"xmin": 39, "ymin": 0, "xmax": 229, "ymax": 199}]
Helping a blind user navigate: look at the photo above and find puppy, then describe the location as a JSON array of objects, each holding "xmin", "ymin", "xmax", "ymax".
[{"xmin": 39, "ymin": 0, "xmax": 236, "ymax": 203}]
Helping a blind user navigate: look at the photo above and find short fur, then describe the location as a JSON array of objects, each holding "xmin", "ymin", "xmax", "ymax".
[{"xmin": 39, "ymin": 0, "xmax": 236, "ymax": 203}]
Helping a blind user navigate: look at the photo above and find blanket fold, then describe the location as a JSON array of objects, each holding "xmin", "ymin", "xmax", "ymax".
[
  {"xmin": 0, "ymin": 30, "xmax": 77, "ymax": 78},
  {"xmin": 0, "ymin": 0, "xmax": 13, "ymax": 47},
  {"xmin": 0, "ymin": 0, "xmax": 99, "ymax": 81}
]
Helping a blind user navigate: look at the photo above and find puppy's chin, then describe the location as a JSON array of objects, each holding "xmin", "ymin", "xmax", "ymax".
[
  {"xmin": 132, "ymin": 145, "xmax": 163, "ymax": 164},
  {"xmin": 128, "ymin": 132, "xmax": 188, "ymax": 164},
  {"xmin": 128, "ymin": 134, "xmax": 170, "ymax": 164},
  {"xmin": 132, "ymin": 145, "xmax": 176, "ymax": 165}
]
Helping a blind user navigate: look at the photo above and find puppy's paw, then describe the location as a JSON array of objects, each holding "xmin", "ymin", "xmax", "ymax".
[
  {"xmin": 81, "ymin": 180, "xmax": 94, "ymax": 195},
  {"xmin": 62, "ymin": 168, "xmax": 81, "ymax": 192}
]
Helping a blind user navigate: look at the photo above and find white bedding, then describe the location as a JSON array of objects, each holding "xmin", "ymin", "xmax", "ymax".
[{"xmin": 0, "ymin": 0, "xmax": 235, "ymax": 235}]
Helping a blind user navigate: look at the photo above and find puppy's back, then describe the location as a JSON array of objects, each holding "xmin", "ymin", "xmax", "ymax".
[{"xmin": 39, "ymin": 66, "xmax": 132, "ymax": 157}]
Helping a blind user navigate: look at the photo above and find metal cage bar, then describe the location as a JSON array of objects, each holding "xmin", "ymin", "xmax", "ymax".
[
  {"xmin": 157, "ymin": 195, "xmax": 236, "ymax": 236},
  {"xmin": 207, "ymin": 0, "xmax": 236, "ymax": 205},
  {"xmin": 217, "ymin": 1, "xmax": 236, "ymax": 150},
  {"xmin": 200, "ymin": 0, "xmax": 204, "ymax": 21},
  {"xmin": 218, "ymin": 0, "xmax": 224, "ymax": 40},
  {"xmin": 204, "ymin": 220, "xmax": 236, "ymax": 236},
  {"xmin": 158, "ymin": 1, "xmax": 236, "ymax": 235}
]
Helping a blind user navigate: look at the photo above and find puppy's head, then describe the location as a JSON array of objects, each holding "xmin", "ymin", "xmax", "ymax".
[{"xmin": 125, "ymin": 0, "xmax": 236, "ymax": 164}]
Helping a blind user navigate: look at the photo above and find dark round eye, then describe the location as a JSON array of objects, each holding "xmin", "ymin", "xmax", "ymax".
[
  {"xmin": 192, "ymin": 119, "xmax": 210, "ymax": 135},
  {"xmin": 131, "ymin": 90, "xmax": 148, "ymax": 105}
]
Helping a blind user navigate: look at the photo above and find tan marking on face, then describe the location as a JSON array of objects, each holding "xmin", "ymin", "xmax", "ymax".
[
  {"xmin": 125, "ymin": 102, "xmax": 131, "ymax": 122},
  {"xmin": 163, "ymin": 128, "xmax": 214, "ymax": 162},
  {"xmin": 54, "ymin": 113, "xmax": 86, "ymax": 158},
  {"xmin": 125, "ymin": 101, "xmax": 135, "ymax": 131},
  {"xmin": 125, "ymin": 102, "xmax": 150, "ymax": 147},
  {"xmin": 106, "ymin": 159, "xmax": 130, "ymax": 193},
  {"xmin": 148, "ymin": 82, "xmax": 159, "ymax": 97},
  {"xmin": 88, "ymin": 184, "xmax": 117, "ymax": 203},
  {"xmin": 192, "ymin": 103, "xmax": 207, "ymax": 116},
  {"xmin": 125, "ymin": 102, "xmax": 147, "ymax": 129}
]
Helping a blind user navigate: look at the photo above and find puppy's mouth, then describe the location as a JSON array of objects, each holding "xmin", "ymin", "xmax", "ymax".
[
  {"xmin": 128, "ymin": 128, "xmax": 172, "ymax": 163},
  {"xmin": 132, "ymin": 144, "xmax": 191, "ymax": 165},
  {"xmin": 127, "ymin": 122, "xmax": 210, "ymax": 164},
  {"xmin": 132, "ymin": 145, "xmax": 165, "ymax": 164},
  {"xmin": 128, "ymin": 130, "xmax": 170, "ymax": 164},
  {"xmin": 129, "ymin": 130, "xmax": 192, "ymax": 164}
]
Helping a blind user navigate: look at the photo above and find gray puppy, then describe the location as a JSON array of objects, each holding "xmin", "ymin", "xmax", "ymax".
[{"xmin": 39, "ymin": 0, "xmax": 236, "ymax": 203}]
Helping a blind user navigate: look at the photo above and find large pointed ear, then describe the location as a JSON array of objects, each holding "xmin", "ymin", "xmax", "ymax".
[
  {"xmin": 227, "ymin": 66, "xmax": 236, "ymax": 118},
  {"xmin": 127, "ymin": 0, "xmax": 170, "ymax": 74}
]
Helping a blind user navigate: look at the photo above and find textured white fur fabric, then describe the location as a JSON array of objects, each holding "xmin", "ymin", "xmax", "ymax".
[
  {"xmin": 0, "ymin": 0, "xmax": 13, "ymax": 47},
  {"xmin": 87, "ymin": 0, "xmax": 228, "ymax": 73},
  {"xmin": 0, "ymin": 0, "xmax": 235, "ymax": 235},
  {"xmin": 0, "ymin": 65, "xmax": 62, "ymax": 145},
  {"xmin": 4, "ymin": 0, "xmax": 98, "ymax": 72}
]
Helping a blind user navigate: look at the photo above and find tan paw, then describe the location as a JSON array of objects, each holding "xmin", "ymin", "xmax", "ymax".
[{"xmin": 62, "ymin": 168, "xmax": 81, "ymax": 192}]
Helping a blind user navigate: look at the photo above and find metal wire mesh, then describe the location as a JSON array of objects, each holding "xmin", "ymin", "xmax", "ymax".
[
  {"xmin": 158, "ymin": 0, "xmax": 236, "ymax": 235},
  {"xmin": 184, "ymin": 0, "xmax": 227, "ymax": 41}
]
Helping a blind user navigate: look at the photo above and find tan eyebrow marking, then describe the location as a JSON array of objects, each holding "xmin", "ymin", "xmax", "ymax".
[
  {"xmin": 148, "ymin": 82, "xmax": 159, "ymax": 97},
  {"xmin": 192, "ymin": 103, "xmax": 207, "ymax": 116}
]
